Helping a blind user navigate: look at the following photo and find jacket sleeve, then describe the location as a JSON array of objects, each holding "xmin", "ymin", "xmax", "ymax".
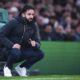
[
  {"xmin": 31, "ymin": 23, "xmax": 41, "ymax": 48},
  {"xmin": 0, "ymin": 20, "xmax": 15, "ymax": 48}
]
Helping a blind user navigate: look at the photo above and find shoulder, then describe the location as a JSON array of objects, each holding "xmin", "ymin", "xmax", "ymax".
[
  {"xmin": 1, "ymin": 19, "xmax": 19, "ymax": 30},
  {"xmin": 6, "ymin": 19, "xmax": 18, "ymax": 26}
]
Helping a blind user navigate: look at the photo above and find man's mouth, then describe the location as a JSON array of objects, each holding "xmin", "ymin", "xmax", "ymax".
[{"xmin": 29, "ymin": 18, "xmax": 33, "ymax": 21}]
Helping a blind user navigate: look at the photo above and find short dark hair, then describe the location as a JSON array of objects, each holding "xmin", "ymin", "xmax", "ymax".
[{"xmin": 19, "ymin": 4, "xmax": 34, "ymax": 16}]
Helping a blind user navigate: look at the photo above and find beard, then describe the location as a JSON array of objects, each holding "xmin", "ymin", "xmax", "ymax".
[{"xmin": 28, "ymin": 18, "xmax": 33, "ymax": 22}]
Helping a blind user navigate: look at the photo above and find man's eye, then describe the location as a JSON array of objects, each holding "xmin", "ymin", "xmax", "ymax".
[
  {"xmin": 28, "ymin": 13, "xmax": 34, "ymax": 15},
  {"xmin": 28, "ymin": 13, "xmax": 31, "ymax": 15}
]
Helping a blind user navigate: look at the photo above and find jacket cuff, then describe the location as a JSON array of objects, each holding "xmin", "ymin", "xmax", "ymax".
[{"xmin": 35, "ymin": 42, "xmax": 40, "ymax": 49}]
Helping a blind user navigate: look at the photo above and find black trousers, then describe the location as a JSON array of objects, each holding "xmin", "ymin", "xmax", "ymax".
[{"xmin": 4, "ymin": 48, "xmax": 44, "ymax": 69}]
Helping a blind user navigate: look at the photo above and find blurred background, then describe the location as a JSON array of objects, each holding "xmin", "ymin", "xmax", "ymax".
[{"xmin": 0, "ymin": 0, "xmax": 80, "ymax": 41}]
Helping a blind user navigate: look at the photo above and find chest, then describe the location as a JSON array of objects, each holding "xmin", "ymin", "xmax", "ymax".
[{"xmin": 12, "ymin": 23, "xmax": 35, "ymax": 37}]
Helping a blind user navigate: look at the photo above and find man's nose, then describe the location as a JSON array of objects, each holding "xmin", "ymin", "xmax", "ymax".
[{"xmin": 30, "ymin": 15, "xmax": 34, "ymax": 18}]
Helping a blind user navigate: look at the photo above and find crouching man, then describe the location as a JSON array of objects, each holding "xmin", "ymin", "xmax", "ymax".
[{"xmin": 0, "ymin": 4, "xmax": 44, "ymax": 77}]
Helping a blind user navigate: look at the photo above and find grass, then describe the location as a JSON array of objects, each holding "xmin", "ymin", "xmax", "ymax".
[
  {"xmin": 0, "ymin": 75, "xmax": 80, "ymax": 80},
  {"xmin": 32, "ymin": 42, "xmax": 80, "ymax": 75}
]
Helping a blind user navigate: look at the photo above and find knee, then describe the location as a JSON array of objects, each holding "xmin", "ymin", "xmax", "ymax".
[
  {"xmin": 39, "ymin": 52, "xmax": 44, "ymax": 59},
  {"xmin": 10, "ymin": 48, "xmax": 21, "ymax": 59},
  {"xmin": 36, "ymin": 51, "xmax": 44, "ymax": 60}
]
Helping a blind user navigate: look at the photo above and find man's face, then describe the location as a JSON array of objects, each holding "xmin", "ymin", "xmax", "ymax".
[{"xmin": 23, "ymin": 9, "xmax": 35, "ymax": 22}]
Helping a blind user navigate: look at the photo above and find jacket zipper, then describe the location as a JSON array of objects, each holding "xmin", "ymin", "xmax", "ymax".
[{"xmin": 20, "ymin": 25, "xmax": 26, "ymax": 44}]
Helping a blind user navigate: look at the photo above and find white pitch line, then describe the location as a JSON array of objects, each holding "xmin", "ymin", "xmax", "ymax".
[{"xmin": 0, "ymin": 77, "xmax": 74, "ymax": 80}]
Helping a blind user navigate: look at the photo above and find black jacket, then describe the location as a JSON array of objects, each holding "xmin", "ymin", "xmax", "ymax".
[{"xmin": 0, "ymin": 16, "xmax": 40, "ymax": 49}]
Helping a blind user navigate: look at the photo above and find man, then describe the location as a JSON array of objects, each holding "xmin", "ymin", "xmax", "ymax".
[{"xmin": 0, "ymin": 4, "xmax": 44, "ymax": 77}]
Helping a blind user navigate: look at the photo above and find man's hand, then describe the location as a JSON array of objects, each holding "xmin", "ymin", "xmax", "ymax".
[
  {"xmin": 12, "ymin": 43, "xmax": 21, "ymax": 49},
  {"xmin": 29, "ymin": 39, "xmax": 36, "ymax": 47}
]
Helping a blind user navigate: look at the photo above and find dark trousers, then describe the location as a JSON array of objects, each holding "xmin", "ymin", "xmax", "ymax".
[{"xmin": 5, "ymin": 48, "xmax": 44, "ymax": 69}]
